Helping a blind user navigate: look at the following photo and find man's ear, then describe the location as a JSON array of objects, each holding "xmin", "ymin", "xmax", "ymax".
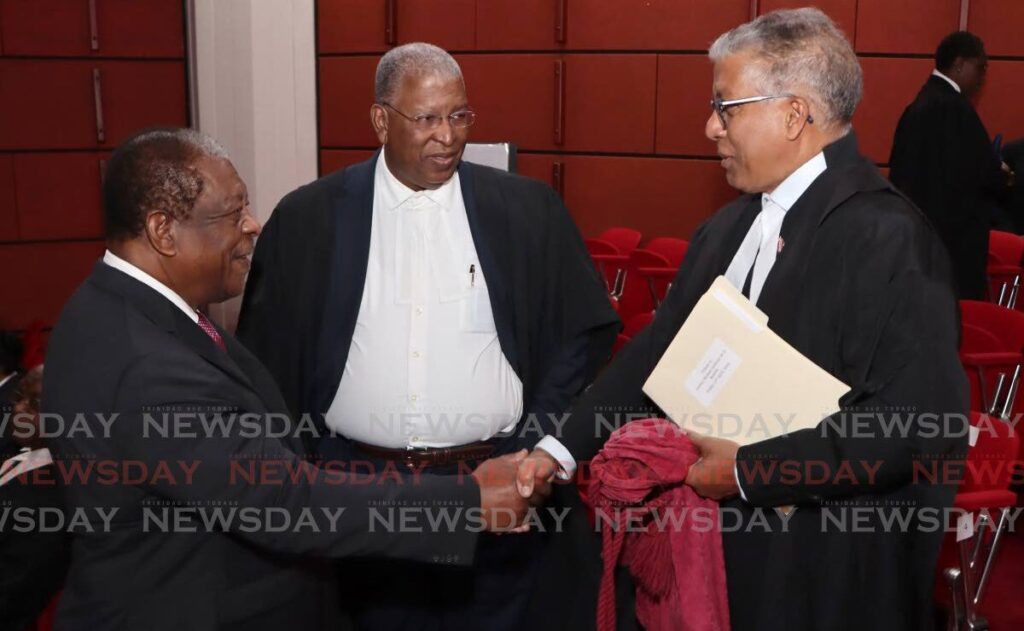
[
  {"xmin": 144, "ymin": 210, "xmax": 177, "ymax": 257},
  {"xmin": 784, "ymin": 97, "xmax": 813, "ymax": 141},
  {"xmin": 370, "ymin": 104, "xmax": 389, "ymax": 145}
]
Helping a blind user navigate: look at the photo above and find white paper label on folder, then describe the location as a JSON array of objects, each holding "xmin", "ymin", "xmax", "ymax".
[{"xmin": 685, "ymin": 338, "xmax": 742, "ymax": 407}]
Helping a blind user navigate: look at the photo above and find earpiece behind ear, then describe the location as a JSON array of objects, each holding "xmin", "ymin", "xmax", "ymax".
[{"xmin": 807, "ymin": 115, "xmax": 814, "ymax": 124}]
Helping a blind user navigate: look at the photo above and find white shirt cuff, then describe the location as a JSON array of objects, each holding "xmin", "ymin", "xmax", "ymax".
[
  {"xmin": 734, "ymin": 462, "xmax": 748, "ymax": 502},
  {"xmin": 535, "ymin": 436, "xmax": 576, "ymax": 480}
]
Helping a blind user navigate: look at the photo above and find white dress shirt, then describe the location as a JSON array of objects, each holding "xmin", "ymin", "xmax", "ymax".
[
  {"xmin": 932, "ymin": 69, "xmax": 962, "ymax": 93},
  {"xmin": 724, "ymin": 151, "xmax": 828, "ymax": 305},
  {"xmin": 725, "ymin": 151, "xmax": 828, "ymax": 500},
  {"xmin": 102, "ymin": 250, "xmax": 199, "ymax": 323},
  {"xmin": 326, "ymin": 155, "xmax": 525, "ymax": 449}
]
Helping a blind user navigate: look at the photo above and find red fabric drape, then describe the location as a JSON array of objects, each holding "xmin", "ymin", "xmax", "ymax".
[{"xmin": 588, "ymin": 418, "xmax": 730, "ymax": 631}]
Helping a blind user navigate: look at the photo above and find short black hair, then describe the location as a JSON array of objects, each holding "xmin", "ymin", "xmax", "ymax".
[
  {"xmin": 0, "ymin": 331, "xmax": 23, "ymax": 375},
  {"xmin": 935, "ymin": 31, "xmax": 986, "ymax": 73},
  {"xmin": 103, "ymin": 127, "xmax": 228, "ymax": 241}
]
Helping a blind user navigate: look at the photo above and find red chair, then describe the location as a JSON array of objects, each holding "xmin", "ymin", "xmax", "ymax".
[
  {"xmin": 940, "ymin": 412, "xmax": 1019, "ymax": 631},
  {"xmin": 959, "ymin": 301, "xmax": 1024, "ymax": 421},
  {"xmin": 595, "ymin": 227, "xmax": 643, "ymax": 254},
  {"xmin": 586, "ymin": 228, "xmax": 642, "ymax": 304},
  {"xmin": 989, "ymin": 230, "xmax": 1024, "ymax": 266},
  {"xmin": 617, "ymin": 248, "xmax": 671, "ymax": 320},
  {"xmin": 960, "ymin": 322, "xmax": 1022, "ymax": 416},
  {"xmin": 643, "ymin": 237, "xmax": 689, "ymax": 267},
  {"xmin": 987, "ymin": 231, "xmax": 1024, "ymax": 308}
]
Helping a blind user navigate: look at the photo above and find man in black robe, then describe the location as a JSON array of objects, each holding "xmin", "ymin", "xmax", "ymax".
[
  {"xmin": 517, "ymin": 9, "xmax": 968, "ymax": 631},
  {"xmin": 890, "ymin": 31, "xmax": 1010, "ymax": 299},
  {"xmin": 237, "ymin": 43, "xmax": 618, "ymax": 630}
]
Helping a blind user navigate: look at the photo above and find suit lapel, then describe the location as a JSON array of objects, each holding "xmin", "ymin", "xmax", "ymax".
[
  {"xmin": 312, "ymin": 154, "xmax": 376, "ymax": 414},
  {"xmin": 757, "ymin": 132, "xmax": 887, "ymax": 334},
  {"xmin": 459, "ymin": 162, "xmax": 519, "ymax": 372},
  {"xmin": 90, "ymin": 262, "xmax": 262, "ymax": 399}
]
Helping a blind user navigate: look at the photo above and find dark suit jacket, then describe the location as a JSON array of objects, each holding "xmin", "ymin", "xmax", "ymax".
[
  {"xmin": 236, "ymin": 154, "xmax": 619, "ymax": 450},
  {"xmin": 565, "ymin": 132, "xmax": 969, "ymax": 631},
  {"xmin": 890, "ymin": 75, "xmax": 1008, "ymax": 299},
  {"xmin": 43, "ymin": 262, "xmax": 482, "ymax": 631},
  {"xmin": 0, "ymin": 458, "xmax": 70, "ymax": 631}
]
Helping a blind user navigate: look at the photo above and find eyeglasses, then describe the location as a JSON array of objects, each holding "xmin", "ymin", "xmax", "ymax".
[
  {"xmin": 380, "ymin": 102, "xmax": 476, "ymax": 130},
  {"xmin": 710, "ymin": 94, "xmax": 809, "ymax": 130}
]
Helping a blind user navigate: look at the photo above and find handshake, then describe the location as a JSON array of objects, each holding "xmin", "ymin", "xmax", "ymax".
[{"xmin": 470, "ymin": 449, "xmax": 561, "ymax": 533}]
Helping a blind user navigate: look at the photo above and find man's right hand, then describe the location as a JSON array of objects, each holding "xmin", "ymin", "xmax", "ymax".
[{"xmin": 471, "ymin": 450, "xmax": 550, "ymax": 532}]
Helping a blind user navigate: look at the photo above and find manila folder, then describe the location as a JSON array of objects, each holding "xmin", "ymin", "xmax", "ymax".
[{"xmin": 642, "ymin": 276, "xmax": 849, "ymax": 446}]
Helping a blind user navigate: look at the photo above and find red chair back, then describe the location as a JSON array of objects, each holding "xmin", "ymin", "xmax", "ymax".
[
  {"xmin": 617, "ymin": 248, "xmax": 671, "ymax": 320},
  {"xmin": 597, "ymin": 227, "xmax": 643, "ymax": 254},
  {"xmin": 643, "ymin": 237, "xmax": 689, "ymax": 267},
  {"xmin": 960, "ymin": 300, "xmax": 1024, "ymax": 351},
  {"xmin": 989, "ymin": 230, "xmax": 1024, "ymax": 266}
]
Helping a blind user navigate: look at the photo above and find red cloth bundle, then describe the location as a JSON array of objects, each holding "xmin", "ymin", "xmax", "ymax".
[{"xmin": 588, "ymin": 418, "xmax": 730, "ymax": 631}]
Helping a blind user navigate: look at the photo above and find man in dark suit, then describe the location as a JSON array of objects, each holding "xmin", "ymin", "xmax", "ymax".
[
  {"xmin": 1, "ymin": 365, "xmax": 70, "ymax": 631},
  {"xmin": 518, "ymin": 9, "xmax": 968, "ymax": 631},
  {"xmin": 890, "ymin": 31, "xmax": 1011, "ymax": 299},
  {"xmin": 237, "ymin": 42, "xmax": 618, "ymax": 631},
  {"xmin": 42, "ymin": 128, "xmax": 539, "ymax": 631}
]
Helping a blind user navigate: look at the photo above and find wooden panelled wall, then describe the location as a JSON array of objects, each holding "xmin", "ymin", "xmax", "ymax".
[
  {"xmin": 0, "ymin": 0, "xmax": 189, "ymax": 331},
  {"xmin": 317, "ymin": 0, "xmax": 1024, "ymax": 241}
]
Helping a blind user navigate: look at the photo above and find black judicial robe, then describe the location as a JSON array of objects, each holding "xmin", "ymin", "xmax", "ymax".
[
  {"xmin": 890, "ymin": 75, "xmax": 1008, "ymax": 299},
  {"xmin": 563, "ymin": 132, "xmax": 969, "ymax": 631},
  {"xmin": 236, "ymin": 153, "xmax": 620, "ymax": 629}
]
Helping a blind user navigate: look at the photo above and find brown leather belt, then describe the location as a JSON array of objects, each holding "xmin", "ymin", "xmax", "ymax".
[{"xmin": 351, "ymin": 439, "xmax": 498, "ymax": 469}]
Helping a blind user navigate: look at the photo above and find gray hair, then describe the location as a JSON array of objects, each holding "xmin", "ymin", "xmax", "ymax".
[
  {"xmin": 709, "ymin": 8, "xmax": 862, "ymax": 127},
  {"xmin": 374, "ymin": 42, "xmax": 463, "ymax": 103},
  {"xmin": 104, "ymin": 127, "xmax": 230, "ymax": 239}
]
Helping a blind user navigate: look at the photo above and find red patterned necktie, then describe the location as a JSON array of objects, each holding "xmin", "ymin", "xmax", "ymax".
[{"xmin": 197, "ymin": 312, "xmax": 226, "ymax": 352}]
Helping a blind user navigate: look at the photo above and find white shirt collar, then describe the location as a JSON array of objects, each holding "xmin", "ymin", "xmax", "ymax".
[
  {"xmin": 0, "ymin": 372, "xmax": 16, "ymax": 391},
  {"xmin": 762, "ymin": 151, "xmax": 828, "ymax": 212},
  {"xmin": 376, "ymin": 152, "xmax": 459, "ymax": 212},
  {"xmin": 932, "ymin": 69, "xmax": 962, "ymax": 94},
  {"xmin": 102, "ymin": 250, "xmax": 199, "ymax": 323}
]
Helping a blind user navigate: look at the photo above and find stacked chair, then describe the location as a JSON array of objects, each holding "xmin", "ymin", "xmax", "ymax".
[
  {"xmin": 585, "ymin": 227, "xmax": 643, "ymax": 308},
  {"xmin": 987, "ymin": 230, "xmax": 1024, "ymax": 309},
  {"xmin": 585, "ymin": 228, "xmax": 690, "ymax": 356},
  {"xmin": 940, "ymin": 300, "xmax": 1024, "ymax": 630}
]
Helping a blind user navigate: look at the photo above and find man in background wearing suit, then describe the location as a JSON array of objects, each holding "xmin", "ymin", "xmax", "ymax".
[
  {"xmin": 518, "ymin": 9, "xmax": 968, "ymax": 631},
  {"xmin": 237, "ymin": 43, "xmax": 619, "ymax": 631},
  {"xmin": 890, "ymin": 31, "xmax": 1011, "ymax": 299},
  {"xmin": 43, "ymin": 128, "xmax": 539, "ymax": 630}
]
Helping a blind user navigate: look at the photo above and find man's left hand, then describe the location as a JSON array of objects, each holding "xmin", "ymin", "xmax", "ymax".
[{"xmin": 684, "ymin": 433, "xmax": 741, "ymax": 500}]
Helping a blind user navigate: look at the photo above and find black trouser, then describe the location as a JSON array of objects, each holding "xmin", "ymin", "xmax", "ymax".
[{"xmin": 319, "ymin": 435, "xmax": 544, "ymax": 631}]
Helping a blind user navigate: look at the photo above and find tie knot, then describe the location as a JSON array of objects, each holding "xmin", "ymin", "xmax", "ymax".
[{"xmin": 197, "ymin": 312, "xmax": 226, "ymax": 352}]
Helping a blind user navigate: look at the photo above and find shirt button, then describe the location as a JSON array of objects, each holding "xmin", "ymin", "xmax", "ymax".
[
  {"xmin": 411, "ymin": 351, "xmax": 421, "ymax": 358},
  {"xmin": 415, "ymin": 306, "xmax": 424, "ymax": 315},
  {"xmin": 410, "ymin": 394, "xmax": 419, "ymax": 402}
]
